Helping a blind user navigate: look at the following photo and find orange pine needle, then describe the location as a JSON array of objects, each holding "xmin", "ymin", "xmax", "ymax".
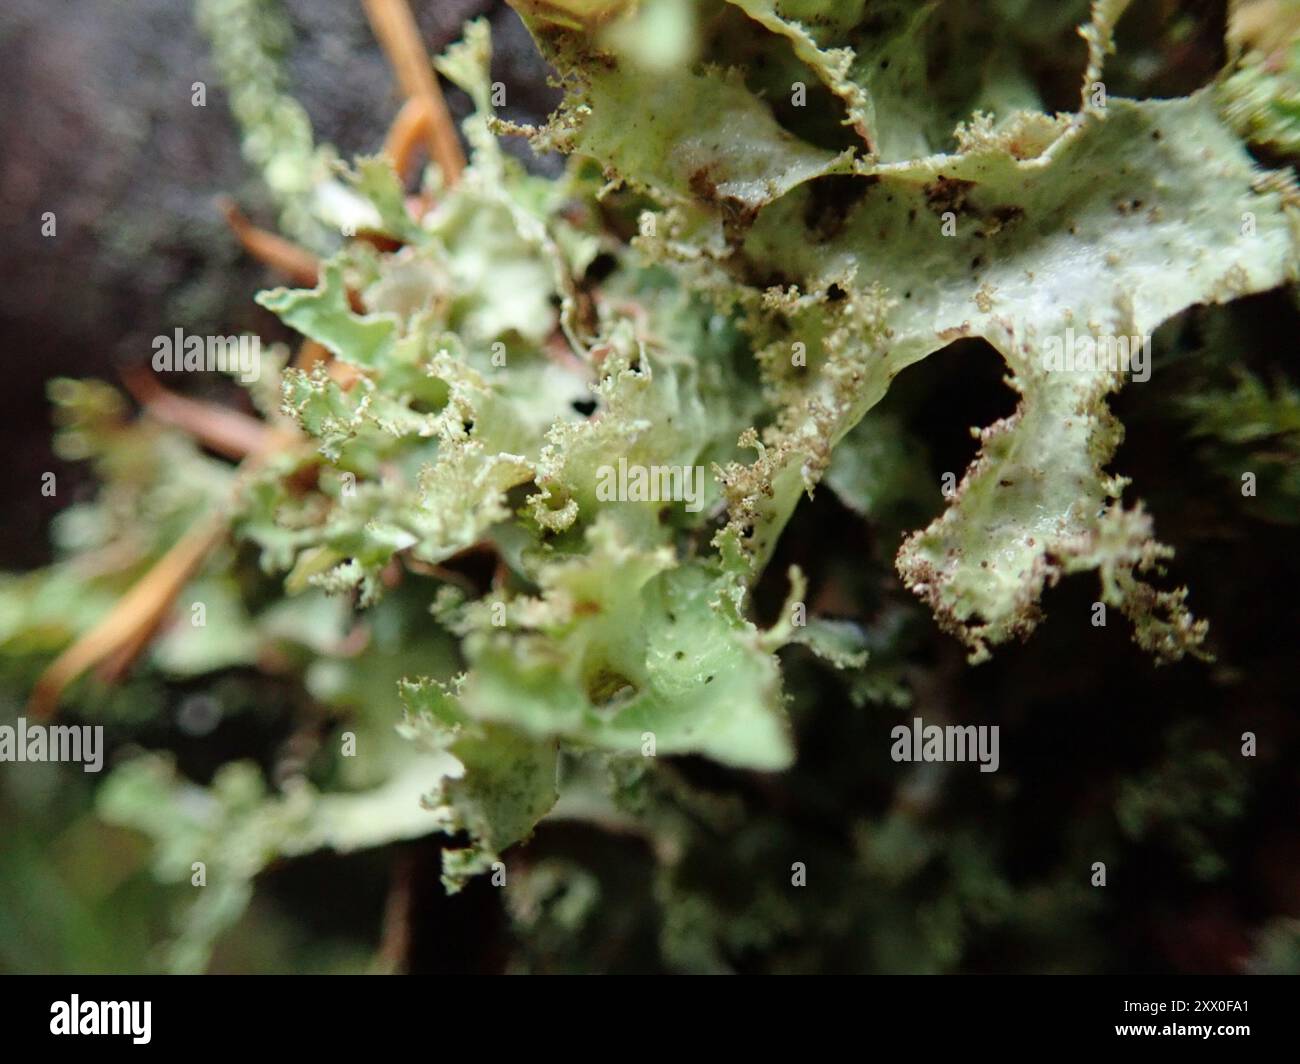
[
  {"xmin": 293, "ymin": 339, "xmax": 331, "ymax": 371},
  {"xmin": 28, "ymin": 514, "xmax": 228, "ymax": 719},
  {"xmin": 294, "ymin": 336, "xmax": 361, "ymax": 392},
  {"xmin": 328, "ymin": 360, "xmax": 361, "ymax": 390},
  {"xmin": 32, "ymin": 371, "xmax": 308, "ymax": 715},
  {"xmin": 220, "ymin": 198, "xmax": 368, "ymax": 314},
  {"xmin": 122, "ymin": 367, "xmax": 285, "ymax": 460},
  {"xmin": 384, "ymin": 95, "xmax": 433, "ymax": 180},
  {"xmin": 219, "ymin": 197, "xmax": 321, "ymax": 286},
  {"xmin": 362, "ymin": 0, "xmax": 465, "ymax": 186},
  {"xmin": 293, "ymin": 338, "xmax": 360, "ymax": 390}
]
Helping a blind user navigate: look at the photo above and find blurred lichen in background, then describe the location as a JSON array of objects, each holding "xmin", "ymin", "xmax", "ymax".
[{"xmin": 1, "ymin": 0, "xmax": 1299, "ymax": 974}]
